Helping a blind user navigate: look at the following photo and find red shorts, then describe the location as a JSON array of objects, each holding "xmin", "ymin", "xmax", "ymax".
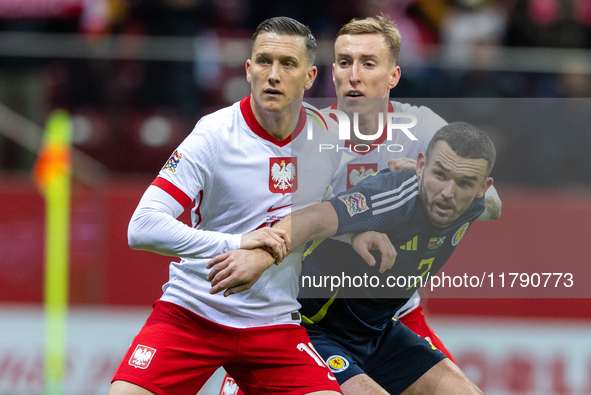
[
  {"xmin": 399, "ymin": 305, "xmax": 456, "ymax": 364},
  {"xmin": 220, "ymin": 305, "xmax": 455, "ymax": 395},
  {"xmin": 112, "ymin": 301, "xmax": 341, "ymax": 395}
]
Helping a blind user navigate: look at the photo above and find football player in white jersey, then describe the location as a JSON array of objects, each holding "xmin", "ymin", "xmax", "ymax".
[
  {"xmin": 217, "ymin": 14, "xmax": 501, "ymax": 395},
  {"xmin": 109, "ymin": 17, "xmax": 359, "ymax": 395}
]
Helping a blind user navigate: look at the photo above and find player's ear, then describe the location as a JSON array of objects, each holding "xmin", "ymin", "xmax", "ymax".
[
  {"xmin": 246, "ymin": 59, "xmax": 251, "ymax": 84},
  {"xmin": 304, "ymin": 65, "xmax": 317, "ymax": 90},
  {"xmin": 332, "ymin": 63, "xmax": 336, "ymax": 84},
  {"xmin": 416, "ymin": 152, "xmax": 426, "ymax": 180},
  {"xmin": 476, "ymin": 177, "xmax": 493, "ymax": 199},
  {"xmin": 388, "ymin": 65, "xmax": 401, "ymax": 89}
]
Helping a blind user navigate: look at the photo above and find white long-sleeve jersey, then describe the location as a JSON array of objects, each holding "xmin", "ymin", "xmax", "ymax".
[{"xmin": 128, "ymin": 97, "xmax": 341, "ymax": 328}]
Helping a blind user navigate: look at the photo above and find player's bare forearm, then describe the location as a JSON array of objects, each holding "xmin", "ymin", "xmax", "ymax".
[
  {"xmin": 477, "ymin": 184, "xmax": 501, "ymax": 221},
  {"xmin": 273, "ymin": 201, "xmax": 339, "ymax": 251},
  {"xmin": 278, "ymin": 203, "xmax": 396, "ymax": 273},
  {"xmin": 240, "ymin": 227, "xmax": 291, "ymax": 263}
]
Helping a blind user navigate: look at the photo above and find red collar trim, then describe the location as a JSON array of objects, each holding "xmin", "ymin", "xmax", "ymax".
[
  {"xmin": 240, "ymin": 96, "xmax": 305, "ymax": 147},
  {"xmin": 329, "ymin": 100, "xmax": 394, "ymax": 156}
]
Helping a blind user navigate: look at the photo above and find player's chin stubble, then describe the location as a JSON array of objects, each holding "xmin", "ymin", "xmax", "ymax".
[{"xmin": 419, "ymin": 177, "xmax": 454, "ymax": 228}]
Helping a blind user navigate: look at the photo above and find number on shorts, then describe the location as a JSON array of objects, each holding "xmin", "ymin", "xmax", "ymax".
[{"xmin": 297, "ymin": 342, "xmax": 328, "ymax": 367}]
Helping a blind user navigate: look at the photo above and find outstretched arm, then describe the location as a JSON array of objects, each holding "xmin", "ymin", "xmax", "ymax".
[
  {"xmin": 205, "ymin": 202, "xmax": 338, "ymax": 296},
  {"xmin": 129, "ymin": 185, "xmax": 290, "ymax": 260},
  {"xmin": 206, "ymin": 202, "xmax": 396, "ymax": 296},
  {"xmin": 273, "ymin": 202, "xmax": 338, "ymax": 249}
]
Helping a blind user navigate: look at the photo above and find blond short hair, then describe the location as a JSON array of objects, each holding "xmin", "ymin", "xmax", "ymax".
[{"xmin": 336, "ymin": 14, "xmax": 401, "ymax": 64}]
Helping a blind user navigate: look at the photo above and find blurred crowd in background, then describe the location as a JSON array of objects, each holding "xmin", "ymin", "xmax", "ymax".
[{"xmin": 1, "ymin": 0, "xmax": 591, "ymax": 185}]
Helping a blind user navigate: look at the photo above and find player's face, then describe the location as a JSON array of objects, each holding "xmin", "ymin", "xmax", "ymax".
[
  {"xmin": 417, "ymin": 141, "xmax": 493, "ymax": 228},
  {"xmin": 333, "ymin": 34, "xmax": 400, "ymax": 116},
  {"xmin": 246, "ymin": 33, "xmax": 317, "ymax": 115}
]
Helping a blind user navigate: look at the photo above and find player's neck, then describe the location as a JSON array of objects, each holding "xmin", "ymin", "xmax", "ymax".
[{"xmin": 251, "ymin": 100, "xmax": 301, "ymax": 141}]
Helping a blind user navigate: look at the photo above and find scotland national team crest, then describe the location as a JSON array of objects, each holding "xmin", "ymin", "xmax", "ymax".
[
  {"xmin": 269, "ymin": 157, "xmax": 297, "ymax": 194},
  {"xmin": 128, "ymin": 345, "xmax": 156, "ymax": 369},
  {"xmin": 220, "ymin": 376, "xmax": 239, "ymax": 395},
  {"xmin": 347, "ymin": 163, "xmax": 377, "ymax": 190},
  {"xmin": 452, "ymin": 222, "xmax": 470, "ymax": 246},
  {"xmin": 326, "ymin": 355, "xmax": 349, "ymax": 373},
  {"xmin": 338, "ymin": 192, "xmax": 369, "ymax": 217}
]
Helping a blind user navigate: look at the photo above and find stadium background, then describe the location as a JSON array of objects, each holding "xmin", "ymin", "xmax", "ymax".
[{"xmin": 1, "ymin": 0, "xmax": 591, "ymax": 393}]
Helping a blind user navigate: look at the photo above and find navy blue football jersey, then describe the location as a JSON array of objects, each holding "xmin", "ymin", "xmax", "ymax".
[{"xmin": 298, "ymin": 169, "xmax": 485, "ymax": 343}]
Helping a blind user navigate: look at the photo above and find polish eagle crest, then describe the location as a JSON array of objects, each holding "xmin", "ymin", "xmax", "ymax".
[
  {"xmin": 270, "ymin": 158, "xmax": 297, "ymax": 194},
  {"xmin": 221, "ymin": 377, "xmax": 239, "ymax": 395},
  {"xmin": 128, "ymin": 345, "xmax": 156, "ymax": 369},
  {"xmin": 348, "ymin": 165, "xmax": 374, "ymax": 188}
]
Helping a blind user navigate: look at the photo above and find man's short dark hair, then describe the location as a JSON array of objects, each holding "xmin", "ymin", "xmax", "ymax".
[
  {"xmin": 252, "ymin": 17, "xmax": 317, "ymax": 64},
  {"xmin": 426, "ymin": 122, "xmax": 496, "ymax": 177}
]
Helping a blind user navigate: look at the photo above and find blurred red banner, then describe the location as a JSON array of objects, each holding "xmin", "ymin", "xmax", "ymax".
[{"xmin": 0, "ymin": 0, "xmax": 81, "ymax": 19}]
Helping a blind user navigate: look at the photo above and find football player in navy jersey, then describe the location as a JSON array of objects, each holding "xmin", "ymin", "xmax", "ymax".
[
  {"xmin": 208, "ymin": 122, "xmax": 495, "ymax": 394},
  {"xmin": 325, "ymin": 16, "xmax": 500, "ymax": 368}
]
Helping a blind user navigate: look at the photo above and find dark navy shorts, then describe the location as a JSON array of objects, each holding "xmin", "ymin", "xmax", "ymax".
[{"xmin": 305, "ymin": 318, "xmax": 446, "ymax": 394}]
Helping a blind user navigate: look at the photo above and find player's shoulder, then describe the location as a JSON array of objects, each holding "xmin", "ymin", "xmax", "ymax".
[
  {"xmin": 376, "ymin": 168, "xmax": 418, "ymax": 190},
  {"xmin": 391, "ymin": 100, "xmax": 440, "ymax": 118},
  {"xmin": 193, "ymin": 101, "xmax": 240, "ymax": 136},
  {"xmin": 175, "ymin": 101, "xmax": 241, "ymax": 160},
  {"xmin": 354, "ymin": 169, "xmax": 418, "ymax": 219},
  {"xmin": 391, "ymin": 100, "xmax": 447, "ymax": 138},
  {"xmin": 354, "ymin": 168, "xmax": 418, "ymax": 195}
]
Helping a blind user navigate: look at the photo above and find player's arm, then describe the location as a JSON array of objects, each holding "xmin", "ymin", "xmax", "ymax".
[
  {"xmin": 205, "ymin": 202, "xmax": 341, "ymax": 296},
  {"xmin": 207, "ymin": 190, "xmax": 398, "ymax": 296},
  {"xmin": 128, "ymin": 185, "xmax": 289, "ymax": 260},
  {"xmin": 273, "ymin": 209, "xmax": 394, "ymax": 270},
  {"xmin": 275, "ymin": 202, "xmax": 337, "ymax": 248}
]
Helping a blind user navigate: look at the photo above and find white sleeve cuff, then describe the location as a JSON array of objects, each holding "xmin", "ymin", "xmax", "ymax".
[{"xmin": 228, "ymin": 234, "xmax": 242, "ymax": 252}]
